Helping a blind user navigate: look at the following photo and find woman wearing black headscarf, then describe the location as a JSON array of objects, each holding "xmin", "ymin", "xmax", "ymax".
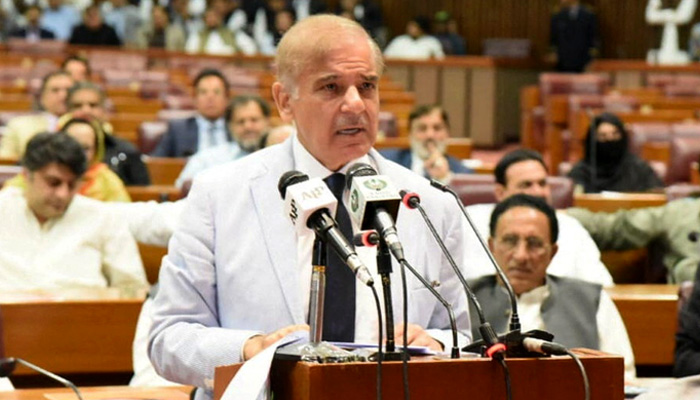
[{"xmin": 568, "ymin": 112, "xmax": 663, "ymax": 193}]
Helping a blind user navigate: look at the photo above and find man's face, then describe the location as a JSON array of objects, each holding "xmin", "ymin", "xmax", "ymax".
[
  {"xmin": 41, "ymin": 75, "xmax": 74, "ymax": 116},
  {"xmin": 410, "ymin": 109, "xmax": 449, "ymax": 159},
  {"xmin": 204, "ymin": 10, "xmax": 221, "ymax": 29},
  {"xmin": 48, "ymin": 0, "xmax": 63, "ymax": 9},
  {"xmin": 273, "ymin": 35, "xmax": 379, "ymax": 171},
  {"xmin": 495, "ymin": 160, "xmax": 551, "ymax": 203},
  {"xmin": 26, "ymin": 8, "xmax": 41, "ymax": 25},
  {"xmin": 195, "ymin": 76, "xmax": 228, "ymax": 120},
  {"xmin": 64, "ymin": 60, "xmax": 89, "ymax": 82},
  {"xmin": 152, "ymin": 7, "xmax": 168, "ymax": 28},
  {"xmin": 230, "ymin": 101, "xmax": 269, "ymax": 152},
  {"xmin": 68, "ymin": 89, "xmax": 106, "ymax": 121},
  {"xmin": 84, "ymin": 8, "xmax": 102, "ymax": 29},
  {"xmin": 489, "ymin": 206, "xmax": 558, "ymax": 296},
  {"xmin": 24, "ymin": 162, "xmax": 79, "ymax": 223}
]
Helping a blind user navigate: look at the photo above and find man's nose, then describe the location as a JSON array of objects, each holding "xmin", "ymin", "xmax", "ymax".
[{"xmin": 341, "ymin": 86, "xmax": 365, "ymax": 114}]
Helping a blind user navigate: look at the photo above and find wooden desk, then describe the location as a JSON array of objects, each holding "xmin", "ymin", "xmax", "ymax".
[
  {"xmin": 605, "ymin": 285, "xmax": 679, "ymax": 366},
  {"xmin": 574, "ymin": 193, "xmax": 667, "ymax": 212},
  {"xmin": 215, "ymin": 353, "xmax": 624, "ymax": 400},
  {"xmin": 3, "ymin": 385, "xmax": 191, "ymax": 400},
  {"xmin": 0, "ymin": 290, "xmax": 145, "ymax": 376}
]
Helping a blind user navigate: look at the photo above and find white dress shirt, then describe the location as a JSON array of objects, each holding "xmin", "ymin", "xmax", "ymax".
[
  {"xmin": 176, "ymin": 142, "xmax": 248, "ymax": 189},
  {"xmin": 515, "ymin": 280, "xmax": 636, "ymax": 380},
  {"xmin": 0, "ymin": 187, "xmax": 147, "ymax": 291},
  {"xmin": 462, "ymin": 203, "xmax": 614, "ymax": 287},
  {"xmin": 185, "ymin": 28, "xmax": 257, "ymax": 56},
  {"xmin": 194, "ymin": 116, "xmax": 227, "ymax": 153},
  {"xmin": 384, "ymin": 34, "xmax": 445, "ymax": 60}
]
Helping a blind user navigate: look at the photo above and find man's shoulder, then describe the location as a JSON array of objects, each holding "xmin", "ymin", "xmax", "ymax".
[
  {"xmin": 378, "ymin": 147, "xmax": 410, "ymax": 162},
  {"xmin": 167, "ymin": 117, "xmax": 196, "ymax": 131},
  {"xmin": 548, "ymin": 274, "xmax": 602, "ymax": 293}
]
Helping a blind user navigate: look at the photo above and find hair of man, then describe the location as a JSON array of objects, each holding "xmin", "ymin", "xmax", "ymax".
[
  {"xmin": 489, "ymin": 193, "xmax": 559, "ymax": 244},
  {"xmin": 494, "ymin": 148, "xmax": 548, "ymax": 186},
  {"xmin": 274, "ymin": 14, "xmax": 384, "ymax": 96},
  {"xmin": 22, "ymin": 132, "xmax": 87, "ymax": 177}
]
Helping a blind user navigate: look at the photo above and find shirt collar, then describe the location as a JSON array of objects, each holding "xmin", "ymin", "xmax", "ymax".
[
  {"xmin": 291, "ymin": 133, "xmax": 374, "ymax": 180},
  {"xmin": 517, "ymin": 277, "xmax": 551, "ymax": 305},
  {"xmin": 195, "ymin": 115, "xmax": 225, "ymax": 131}
]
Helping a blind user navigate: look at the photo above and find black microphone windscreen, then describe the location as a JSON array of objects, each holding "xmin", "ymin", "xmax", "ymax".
[
  {"xmin": 278, "ymin": 170, "xmax": 309, "ymax": 199},
  {"xmin": 0, "ymin": 358, "xmax": 16, "ymax": 378},
  {"xmin": 345, "ymin": 162, "xmax": 377, "ymax": 189}
]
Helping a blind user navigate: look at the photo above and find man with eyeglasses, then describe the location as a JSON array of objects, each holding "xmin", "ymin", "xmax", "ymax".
[{"xmin": 468, "ymin": 194, "xmax": 635, "ymax": 380}]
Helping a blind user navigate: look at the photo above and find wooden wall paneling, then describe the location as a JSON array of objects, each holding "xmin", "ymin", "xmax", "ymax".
[
  {"xmin": 469, "ymin": 67, "xmax": 496, "ymax": 146},
  {"xmin": 441, "ymin": 66, "xmax": 469, "ymax": 139},
  {"xmin": 412, "ymin": 65, "xmax": 440, "ymax": 106}
]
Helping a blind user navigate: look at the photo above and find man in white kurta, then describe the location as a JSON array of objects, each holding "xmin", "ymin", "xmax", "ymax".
[
  {"xmin": 462, "ymin": 149, "xmax": 614, "ymax": 287},
  {"xmin": 0, "ymin": 133, "xmax": 147, "ymax": 292}
]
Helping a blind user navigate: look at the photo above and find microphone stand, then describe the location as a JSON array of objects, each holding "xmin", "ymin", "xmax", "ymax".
[
  {"xmin": 309, "ymin": 236, "xmax": 326, "ymax": 344},
  {"xmin": 376, "ymin": 238, "xmax": 408, "ymax": 361}
]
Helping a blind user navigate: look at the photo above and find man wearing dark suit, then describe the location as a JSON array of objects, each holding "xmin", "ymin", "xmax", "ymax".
[
  {"xmin": 9, "ymin": 6, "xmax": 56, "ymax": 40},
  {"xmin": 68, "ymin": 5, "xmax": 121, "ymax": 46},
  {"xmin": 151, "ymin": 69, "xmax": 232, "ymax": 157},
  {"xmin": 550, "ymin": 0, "xmax": 600, "ymax": 73},
  {"xmin": 380, "ymin": 104, "xmax": 470, "ymax": 183}
]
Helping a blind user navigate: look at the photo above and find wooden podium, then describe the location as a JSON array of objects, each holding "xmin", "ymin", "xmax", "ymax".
[{"xmin": 214, "ymin": 351, "xmax": 624, "ymax": 400}]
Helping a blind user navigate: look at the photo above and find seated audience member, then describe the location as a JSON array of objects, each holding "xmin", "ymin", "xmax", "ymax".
[
  {"xmin": 463, "ymin": 149, "xmax": 613, "ymax": 286},
  {"xmin": 134, "ymin": 5, "xmax": 186, "ymax": 51},
  {"xmin": 185, "ymin": 5, "xmax": 256, "ymax": 55},
  {"xmin": 335, "ymin": 0, "xmax": 384, "ymax": 47},
  {"xmin": 380, "ymin": 104, "xmax": 470, "ymax": 183},
  {"xmin": 433, "ymin": 11, "xmax": 466, "ymax": 55},
  {"xmin": 469, "ymin": 194, "xmax": 635, "ymax": 379},
  {"xmin": 175, "ymin": 95, "xmax": 271, "ymax": 188},
  {"xmin": 9, "ymin": 5, "xmax": 55, "ymax": 40},
  {"xmin": 41, "ymin": 0, "xmax": 81, "ymax": 41},
  {"xmin": 210, "ymin": 0, "xmax": 247, "ymax": 33},
  {"xmin": 291, "ymin": 0, "xmax": 326, "ymax": 21},
  {"xmin": 384, "ymin": 16, "xmax": 444, "ymax": 60},
  {"xmin": 6, "ymin": 116, "xmax": 131, "ymax": 202},
  {"xmin": 568, "ymin": 112, "xmax": 663, "ymax": 193},
  {"xmin": 0, "ymin": 71, "xmax": 74, "ymax": 159},
  {"xmin": 169, "ymin": 0, "xmax": 203, "ymax": 38},
  {"xmin": 675, "ymin": 264, "xmax": 700, "ymax": 377},
  {"xmin": 69, "ymin": 5, "xmax": 122, "ymax": 46},
  {"xmin": 255, "ymin": 6, "xmax": 296, "ymax": 55},
  {"xmin": 568, "ymin": 197, "xmax": 700, "ymax": 283},
  {"xmin": 101, "ymin": 0, "xmax": 142, "ymax": 46},
  {"xmin": 61, "ymin": 55, "xmax": 91, "ymax": 82},
  {"xmin": 152, "ymin": 69, "xmax": 231, "ymax": 158},
  {"xmin": 0, "ymin": 133, "xmax": 146, "ymax": 291},
  {"xmin": 67, "ymin": 82, "xmax": 151, "ymax": 185}
]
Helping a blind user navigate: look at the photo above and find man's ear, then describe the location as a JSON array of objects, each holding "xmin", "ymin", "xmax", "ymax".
[
  {"xmin": 494, "ymin": 184, "xmax": 506, "ymax": 202},
  {"xmin": 272, "ymin": 82, "xmax": 294, "ymax": 123}
]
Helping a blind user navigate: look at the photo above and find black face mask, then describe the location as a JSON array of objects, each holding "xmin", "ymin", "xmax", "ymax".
[{"xmin": 594, "ymin": 139, "xmax": 626, "ymax": 167}]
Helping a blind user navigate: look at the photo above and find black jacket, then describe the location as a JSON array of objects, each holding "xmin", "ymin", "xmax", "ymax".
[
  {"xmin": 69, "ymin": 24, "xmax": 121, "ymax": 46},
  {"xmin": 674, "ymin": 265, "xmax": 700, "ymax": 377},
  {"xmin": 103, "ymin": 134, "xmax": 151, "ymax": 186},
  {"xmin": 550, "ymin": 6, "xmax": 599, "ymax": 72}
]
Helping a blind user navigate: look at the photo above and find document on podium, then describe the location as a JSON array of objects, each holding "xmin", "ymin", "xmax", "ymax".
[{"xmin": 220, "ymin": 331, "xmax": 307, "ymax": 400}]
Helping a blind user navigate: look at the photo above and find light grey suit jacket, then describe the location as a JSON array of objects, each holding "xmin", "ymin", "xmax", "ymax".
[{"xmin": 149, "ymin": 138, "xmax": 471, "ymax": 395}]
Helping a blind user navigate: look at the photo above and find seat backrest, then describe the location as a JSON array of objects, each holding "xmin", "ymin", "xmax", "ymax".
[
  {"xmin": 144, "ymin": 157, "xmax": 187, "ymax": 186},
  {"xmin": 449, "ymin": 174, "xmax": 574, "ymax": 209},
  {"xmin": 138, "ymin": 121, "xmax": 168, "ymax": 155},
  {"xmin": 626, "ymin": 123, "xmax": 673, "ymax": 155},
  {"xmin": 668, "ymin": 136, "xmax": 700, "ymax": 183},
  {"xmin": 482, "ymin": 38, "xmax": 531, "ymax": 58},
  {"xmin": 539, "ymin": 73, "xmax": 608, "ymax": 101}
]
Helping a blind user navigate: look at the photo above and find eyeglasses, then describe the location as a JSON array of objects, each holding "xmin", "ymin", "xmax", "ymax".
[{"xmin": 496, "ymin": 234, "xmax": 550, "ymax": 255}]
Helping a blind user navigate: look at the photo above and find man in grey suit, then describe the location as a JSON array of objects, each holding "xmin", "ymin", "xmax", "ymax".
[
  {"xmin": 149, "ymin": 14, "xmax": 470, "ymax": 397},
  {"xmin": 151, "ymin": 69, "xmax": 232, "ymax": 157}
]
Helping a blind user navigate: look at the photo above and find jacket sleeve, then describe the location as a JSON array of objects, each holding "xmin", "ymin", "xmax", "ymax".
[{"xmin": 567, "ymin": 205, "xmax": 668, "ymax": 251}]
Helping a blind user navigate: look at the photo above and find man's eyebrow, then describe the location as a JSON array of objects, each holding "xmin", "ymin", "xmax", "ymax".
[
  {"xmin": 362, "ymin": 74, "xmax": 379, "ymax": 82},
  {"xmin": 315, "ymin": 74, "xmax": 339, "ymax": 85}
]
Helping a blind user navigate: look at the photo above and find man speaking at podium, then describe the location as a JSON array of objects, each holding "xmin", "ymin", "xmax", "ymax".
[{"xmin": 149, "ymin": 14, "xmax": 470, "ymax": 398}]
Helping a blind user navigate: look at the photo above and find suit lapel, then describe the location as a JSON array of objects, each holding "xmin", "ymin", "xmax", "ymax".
[{"xmin": 249, "ymin": 142, "xmax": 305, "ymax": 324}]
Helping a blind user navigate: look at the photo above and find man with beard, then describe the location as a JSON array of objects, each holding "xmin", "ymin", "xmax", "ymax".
[
  {"xmin": 174, "ymin": 95, "xmax": 271, "ymax": 188},
  {"xmin": 380, "ymin": 104, "xmax": 471, "ymax": 183},
  {"xmin": 567, "ymin": 112, "xmax": 663, "ymax": 193},
  {"xmin": 468, "ymin": 194, "xmax": 635, "ymax": 379},
  {"xmin": 461, "ymin": 148, "xmax": 614, "ymax": 287}
]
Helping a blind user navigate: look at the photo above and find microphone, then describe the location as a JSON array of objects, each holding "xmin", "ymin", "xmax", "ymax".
[
  {"xmin": 0, "ymin": 358, "xmax": 84, "ymax": 400},
  {"xmin": 400, "ymin": 190, "xmax": 504, "ymax": 357},
  {"xmin": 345, "ymin": 163, "xmax": 405, "ymax": 261},
  {"xmin": 353, "ymin": 230, "xmax": 380, "ymax": 247},
  {"xmin": 278, "ymin": 171, "xmax": 374, "ymax": 286}
]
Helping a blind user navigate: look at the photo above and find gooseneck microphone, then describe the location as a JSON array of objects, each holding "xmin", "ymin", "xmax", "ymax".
[
  {"xmin": 400, "ymin": 190, "xmax": 504, "ymax": 356},
  {"xmin": 0, "ymin": 358, "xmax": 84, "ymax": 400},
  {"xmin": 278, "ymin": 171, "xmax": 374, "ymax": 286},
  {"xmin": 429, "ymin": 179, "xmax": 521, "ymax": 333},
  {"xmin": 345, "ymin": 163, "xmax": 405, "ymax": 262}
]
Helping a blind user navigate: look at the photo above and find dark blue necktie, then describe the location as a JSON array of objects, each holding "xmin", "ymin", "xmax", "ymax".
[{"xmin": 322, "ymin": 173, "xmax": 356, "ymax": 342}]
